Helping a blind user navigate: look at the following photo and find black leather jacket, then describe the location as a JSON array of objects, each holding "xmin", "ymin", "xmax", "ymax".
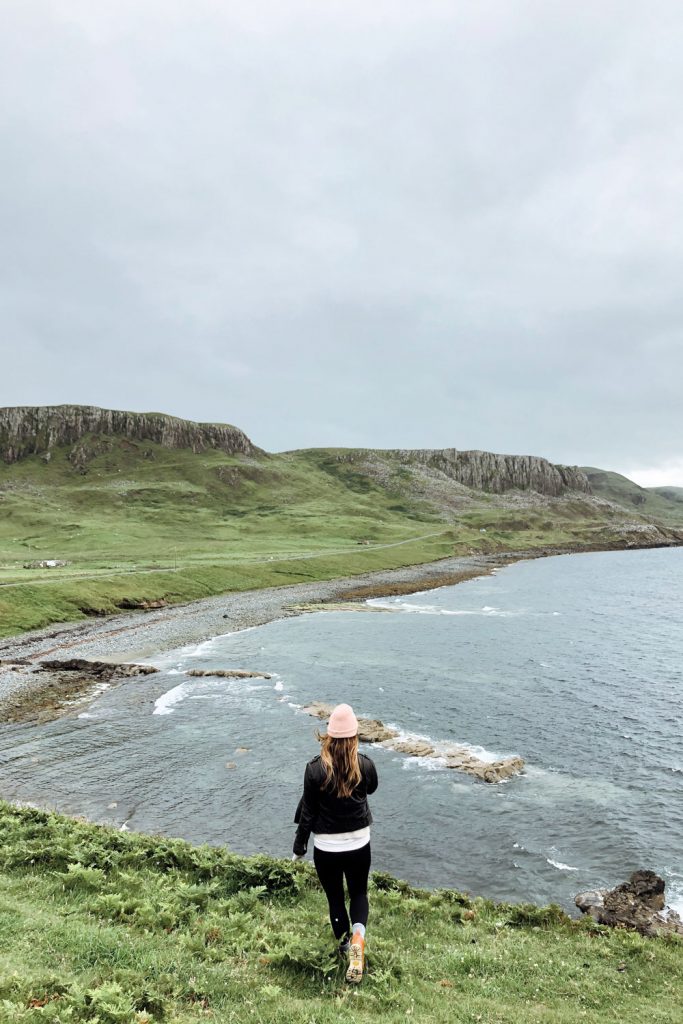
[{"xmin": 293, "ymin": 752, "xmax": 378, "ymax": 855}]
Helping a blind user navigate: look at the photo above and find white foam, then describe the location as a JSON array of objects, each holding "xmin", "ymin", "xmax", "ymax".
[
  {"xmin": 547, "ymin": 858, "xmax": 579, "ymax": 872},
  {"xmin": 665, "ymin": 896, "xmax": 683, "ymax": 917},
  {"xmin": 401, "ymin": 755, "xmax": 446, "ymax": 771},
  {"xmin": 467, "ymin": 743, "xmax": 506, "ymax": 763},
  {"xmin": 153, "ymin": 682, "xmax": 192, "ymax": 715},
  {"xmin": 274, "ymin": 680, "xmax": 284, "ymax": 692},
  {"xmin": 366, "ymin": 598, "xmax": 518, "ymax": 617},
  {"xmin": 384, "ymin": 723, "xmax": 512, "ymax": 765}
]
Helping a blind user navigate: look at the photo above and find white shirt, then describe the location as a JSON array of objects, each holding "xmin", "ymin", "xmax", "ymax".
[{"xmin": 313, "ymin": 826, "xmax": 370, "ymax": 853}]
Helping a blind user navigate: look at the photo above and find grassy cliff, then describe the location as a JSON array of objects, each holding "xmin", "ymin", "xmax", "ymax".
[{"xmin": 1, "ymin": 802, "xmax": 681, "ymax": 1024}]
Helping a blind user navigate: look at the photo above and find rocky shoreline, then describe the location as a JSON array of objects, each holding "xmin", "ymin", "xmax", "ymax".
[
  {"xmin": 0, "ymin": 541, "xmax": 679, "ymax": 722},
  {"xmin": 0, "ymin": 550, "xmax": 516, "ymax": 719}
]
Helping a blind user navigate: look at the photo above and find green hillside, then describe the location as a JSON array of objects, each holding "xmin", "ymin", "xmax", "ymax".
[
  {"xmin": 0, "ymin": 415, "xmax": 681, "ymax": 637},
  {"xmin": 581, "ymin": 468, "xmax": 683, "ymax": 524},
  {"xmin": 1, "ymin": 802, "xmax": 681, "ymax": 1024}
]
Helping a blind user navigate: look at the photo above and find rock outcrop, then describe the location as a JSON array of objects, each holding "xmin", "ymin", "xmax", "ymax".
[
  {"xmin": 303, "ymin": 701, "xmax": 399, "ymax": 742},
  {"xmin": 301, "ymin": 701, "xmax": 525, "ymax": 782},
  {"xmin": 186, "ymin": 668, "xmax": 272, "ymax": 680},
  {"xmin": 39, "ymin": 658, "xmax": 158, "ymax": 678},
  {"xmin": 0, "ymin": 405, "xmax": 261, "ymax": 464},
  {"xmin": 343, "ymin": 448, "xmax": 591, "ymax": 497},
  {"xmin": 0, "ymin": 659, "xmax": 159, "ymax": 724},
  {"xmin": 575, "ymin": 870, "xmax": 683, "ymax": 937}
]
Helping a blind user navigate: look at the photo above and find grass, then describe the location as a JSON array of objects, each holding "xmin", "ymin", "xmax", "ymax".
[
  {"xmin": 0, "ymin": 802, "xmax": 681, "ymax": 1024},
  {"xmin": 1, "ymin": 439, "xmax": 681, "ymax": 637}
]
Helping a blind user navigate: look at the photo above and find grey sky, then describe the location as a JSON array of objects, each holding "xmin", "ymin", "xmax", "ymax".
[{"xmin": 1, "ymin": 1, "xmax": 682, "ymax": 483}]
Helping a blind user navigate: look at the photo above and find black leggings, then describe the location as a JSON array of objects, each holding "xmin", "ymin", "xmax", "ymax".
[{"xmin": 313, "ymin": 842, "xmax": 371, "ymax": 941}]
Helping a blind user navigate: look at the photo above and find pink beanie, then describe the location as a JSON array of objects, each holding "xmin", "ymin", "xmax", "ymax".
[{"xmin": 327, "ymin": 703, "xmax": 358, "ymax": 738}]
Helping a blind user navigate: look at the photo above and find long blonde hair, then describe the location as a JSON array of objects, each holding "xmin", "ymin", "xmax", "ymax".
[{"xmin": 319, "ymin": 734, "xmax": 362, "ymax": 798}]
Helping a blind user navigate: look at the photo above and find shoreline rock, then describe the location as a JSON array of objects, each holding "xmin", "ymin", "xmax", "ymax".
[
  {"xmin": 186, "ymin": 668, "xmax": 272, "ymax": 680},
  {"xmin": 0, "ymin": 659, "xmax": 158, "ymax": 724},
  {"xmin": 575, "ymin": 870, "xmax": 683, "ymax": 937},
  {"xmin": 301, "ymin": 701, "xmax": 525, "ymax": 783}
]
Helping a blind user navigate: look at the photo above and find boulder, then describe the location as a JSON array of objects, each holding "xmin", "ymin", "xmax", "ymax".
[
  {"xmin": 358, "ymin": 718, "xmax": 399, "ymax": 743},
  {"xmin": 575, "ymin": 871, "xmax": 683, "ymax": 937}
]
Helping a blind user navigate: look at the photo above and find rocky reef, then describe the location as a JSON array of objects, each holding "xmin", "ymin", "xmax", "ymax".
[
  {"xmin": 302, "ymin": 701, "xmax": 525, "ymax": 783},
  {"xmin": 0, "ymin": 405, "xmax": 261, "ymax": 464},
  {"xmin": 186, "ymin": 668, "xmax": 272, "ymax": 680},
  {"xmin": 575, "ymin": 870, "xmax": 683, "ymax": 937}
]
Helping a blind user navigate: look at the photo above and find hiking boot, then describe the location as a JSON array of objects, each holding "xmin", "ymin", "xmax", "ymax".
[
  {"xmin": 338, "ymin": 937, "xmax": 350, "ymax": 957},
  {"xmin": 345, "ymin": 932, "xmax": 365, "ymax": 983}
]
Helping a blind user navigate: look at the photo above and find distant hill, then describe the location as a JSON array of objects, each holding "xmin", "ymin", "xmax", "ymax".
[
  {"xmin": 649, "ymin": 485, "xmax": 683, "ymax": 504},
  {"xmin": 0, "ymin": 406, "xmax": 681, "ymax": 636},
  {"xmin": 581, "ymin": 467, "xmax": 683, "ymax": 525}
]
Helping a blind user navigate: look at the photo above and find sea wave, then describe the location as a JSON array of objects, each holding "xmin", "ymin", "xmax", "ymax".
[
  {"xmin": 153, "ymin": 681, "xmax": 193, "ymax": 715},
  {"xmin": 366, "ymin": 599, "xmax": 519, "ymax": 617},
  {"xmin": 153, "ymin": 674, "xmax": 272, "ymax": 715},
  {"xmin": 546, "ymin": 858, "xmax": 579, "ymax": 871}
]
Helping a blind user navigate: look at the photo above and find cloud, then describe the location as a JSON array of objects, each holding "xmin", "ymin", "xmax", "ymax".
[
  {"xmin": 1, "ymin": 1, "xmax": 682, "ymax": 477},
  {"xmin": 622, "ymin": 459, "xmax": 683, "ymax": 488}
]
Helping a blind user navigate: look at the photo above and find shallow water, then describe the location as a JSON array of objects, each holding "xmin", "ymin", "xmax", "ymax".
[{"xmin": 2, "ymin": 547, "xmax": 682, "ymax": 913}]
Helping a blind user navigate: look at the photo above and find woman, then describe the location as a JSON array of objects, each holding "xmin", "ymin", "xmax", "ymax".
[{"xmin": 293, "ymin": 703, "xmax": 378, "ymax": 984}]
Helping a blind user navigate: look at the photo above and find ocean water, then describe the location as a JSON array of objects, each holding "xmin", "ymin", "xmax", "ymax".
[{"xmin": 1, "ymin": 547, "xmax": 682, "ymax": 914}]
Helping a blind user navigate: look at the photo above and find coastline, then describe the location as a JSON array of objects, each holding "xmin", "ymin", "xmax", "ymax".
[
  {"xmin": 0, "ymin": 540, "xmax": 680, "ymax": 718},
  {"xmin": 2, "ymin": 542, "xmax": 683, "ymax": 931}
]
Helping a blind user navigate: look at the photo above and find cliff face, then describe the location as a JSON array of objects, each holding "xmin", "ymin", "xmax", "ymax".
[
  {"xmin": 349, "ymin": 448, "xmax": 590, "ymax": 496},
  {"xmin": 420, "ymin": 449, "xmax": 588, "ymax": 495},
  {"xmin": 0, "ymin": 406, "xmax": 590, "ymax": 497},
  {"xmin": 399, "ymin": 449, "xmax": 590, "ymax": 496},
  {"xmin": 0, "ymin": 405, "xmax": 261, "ymax": 464}
]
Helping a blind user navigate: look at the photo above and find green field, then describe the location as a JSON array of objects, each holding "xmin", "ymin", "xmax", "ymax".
[
  {"xmin": 1, "ymin": 802, "xmax": 681, "ymax": 1024},
  {"xmin": 1, "ymin": 437, "xmax": 681, "ymax": 637}
]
